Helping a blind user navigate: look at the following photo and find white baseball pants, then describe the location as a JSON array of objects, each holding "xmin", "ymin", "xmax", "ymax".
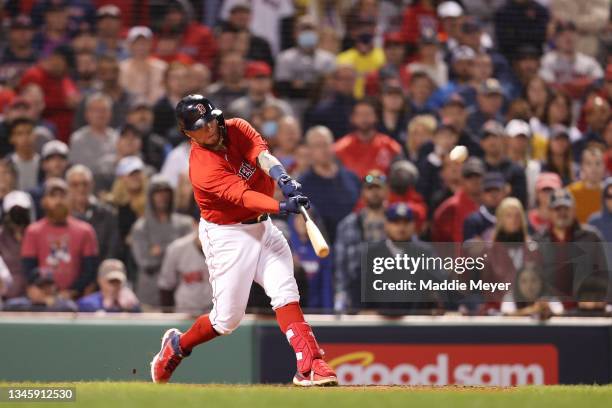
[{"xmin": 198, "ymin": 217, "xmax": 300, "ymax": 335}]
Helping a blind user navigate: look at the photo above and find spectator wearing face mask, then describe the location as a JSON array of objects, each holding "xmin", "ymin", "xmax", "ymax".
[{"xmin": 275, "ymin": 15, "xmax": 336, "ymax": 118}]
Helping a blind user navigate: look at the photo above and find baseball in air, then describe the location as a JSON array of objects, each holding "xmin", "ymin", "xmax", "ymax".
[{"xmin": 449, "ymin": 145, "xmax": 468, "ymax": 162}]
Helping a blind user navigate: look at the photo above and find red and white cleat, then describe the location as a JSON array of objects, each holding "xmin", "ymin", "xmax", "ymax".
[
  {"xmin": 293, "ymin": 359, "xmax": 338, "ymax": 387},
  {"xmin": 150, "ymin": 328, "xmax": 190, "ymax": 383}
]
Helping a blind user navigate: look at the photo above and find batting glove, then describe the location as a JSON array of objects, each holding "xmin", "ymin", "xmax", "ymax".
[
  {"xmin": 279, "ymin": 195, "xmax": 310, "ymax": 214},
  {"xmin": 278, "ymin": 174, "xmax": 303, "ymax": 198}
]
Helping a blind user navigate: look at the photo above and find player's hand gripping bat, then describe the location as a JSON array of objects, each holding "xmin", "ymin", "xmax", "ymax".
[{"xmin": 299, "ymin": 206, "xmax": 330, "ymax": 258}]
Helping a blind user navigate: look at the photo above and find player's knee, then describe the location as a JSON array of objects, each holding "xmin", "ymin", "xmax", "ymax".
[{"xmin": 212, "ymin": 312, "xmax": 244, "ymax": 335}]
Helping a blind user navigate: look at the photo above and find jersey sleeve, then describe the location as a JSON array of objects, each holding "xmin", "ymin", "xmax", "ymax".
[{"xmin": 230, "ymin": 118, "xmax": 270, "ymax": 165}]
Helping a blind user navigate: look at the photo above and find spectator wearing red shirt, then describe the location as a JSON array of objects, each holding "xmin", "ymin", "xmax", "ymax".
[
  {"xmin": 334, "ymin": 100, "xmax": 402, "ymax": 178},
  {"xmin": 19, "ymin": 45, "xmax": 80, "ymax": 143},
  {"xmin": 400, "ymin": 0, "xmax": 439, "ymax": 55},
  {"xmin": 160, "ymin": 1, "xmax": 218, "ymax": 69},
  {"xmin": 21, "ymin": 178, "xmax": 99, "ymax": 299},
  {"xmin": 432, "ymin": 157, "xmax": 483, "ymax": 242}
]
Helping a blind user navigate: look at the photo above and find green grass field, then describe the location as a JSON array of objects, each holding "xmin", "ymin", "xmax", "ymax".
[{"xmin": 1, "ymin": 383, "xmax": 612, "ymax": 408}]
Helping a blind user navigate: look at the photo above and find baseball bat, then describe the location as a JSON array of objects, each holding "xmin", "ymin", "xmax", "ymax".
[{"xmin": 299, "ymin": 206, "xmax": 330, "ymax": 258}]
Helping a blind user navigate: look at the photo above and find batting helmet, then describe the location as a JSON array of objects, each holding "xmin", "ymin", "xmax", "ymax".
[{"xmin": 175, "ymin": 94, "xmax": 225, "ymax": 132}]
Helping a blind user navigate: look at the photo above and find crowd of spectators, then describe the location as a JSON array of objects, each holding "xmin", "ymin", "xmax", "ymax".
[{"xmin": 0, "ymin": 0, "xmax": 611, "ymax": 318}]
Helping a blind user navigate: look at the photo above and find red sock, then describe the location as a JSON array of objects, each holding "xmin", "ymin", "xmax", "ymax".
[
  {"xmin": 275, "ymin": 302, "xmax": 305, "ymax": 333},
  {"xmin": 179, "ymin": 314, "xmax": 218, "ymax": 352}
]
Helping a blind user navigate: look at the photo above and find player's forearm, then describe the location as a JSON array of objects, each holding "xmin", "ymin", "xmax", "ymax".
[
  {"xmin": 242, "ymin": 190, "xmax": 280, "ymax": 214},
  {"xmin": 256, "ymin": 150, "xmax": 284, "ymax": 178}
]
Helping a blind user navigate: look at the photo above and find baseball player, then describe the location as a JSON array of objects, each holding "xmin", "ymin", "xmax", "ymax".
[{"xmin": 150, "ymin": 95, "xmax": 337, "ymax": 386}]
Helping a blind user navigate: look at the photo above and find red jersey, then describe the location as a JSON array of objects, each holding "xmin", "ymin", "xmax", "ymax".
[
  {"xmin": 334, "ymin": 132, "xmax": 402, "ymax": 178},
  {"xmin": 189, "ymin": 118, "xmax": 274, "ymax": 224}
]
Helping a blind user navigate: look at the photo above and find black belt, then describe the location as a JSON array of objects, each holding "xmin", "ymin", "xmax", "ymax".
[{"xmin": 241, "ymin": 213, "xmax": 269, "ymax": 224}]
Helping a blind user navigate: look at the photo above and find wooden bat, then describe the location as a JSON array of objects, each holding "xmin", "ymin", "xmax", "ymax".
[{"xmin": 299, "ymin": 206, "xmax": 330, "ymax": 258}]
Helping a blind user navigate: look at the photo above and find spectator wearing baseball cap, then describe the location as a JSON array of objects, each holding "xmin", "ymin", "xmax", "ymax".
[
  {"xmin": 407, "ymin": 29, "xmax": 448, "ymax": 88},
  {"xmin": 463, "ymin": 172, "xmax": 508, "ymax": 242},
  {"xmin": 534, "ymin": 187, "xmax": 608, "ymax": 301},
  {"xmin": 431, "ymin": 157, "xmax": 484, "ymax": 242},
  {"xmin": 228, "ymin": 61, "xmax": 293, "ymax": 121},
  {"xmin": 95, "ymin": 5, "xmax": 129, "ymax": 61},
  {"xmin": 479, "ymin": 120, "xmax": 528, "ymax": 207},
  {"xmin": 428, "ymin": 46, "xmax": 475, "ymax": 110},
  {"xmin": 2, "ymin": 267, "xmax": 78, "ymax": 312},
  {"xmin": 505, "ymin": 119, "xmax": 542, "ymax": 208},
  {"xmin": 119, "ymin": 26, "xmax": 167, "ymax": 105},
  {"xmin": 0, "ymin": 190, "xmax": 34, "ymax": 299},
  {"xmin": 21, "ymin": 177, "xmax": 99, "ymax": 299},
  {"xmin": 466, "ymin": 79, "xmax": 505, "ymax": 135},
  {"xmin": 0, "ymin": 15, "xmax": 37, "ymax": 87},
  {"xmin": 437, "ymin": 1, "xmax": 463, "ymax": 48},
  {"xmin": 528, "ymin": 172, "xmax": 563, "ymax": 234},
  {"xmin": 77, "ymin": 259, "xmax": 141, "ymax": 313},
  {"xmin": 28, "ymin": 140, "xmax": 70, "ymax": 219}
]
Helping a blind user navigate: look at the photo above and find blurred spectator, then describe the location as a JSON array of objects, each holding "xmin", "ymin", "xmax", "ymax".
[
  {"xmin": 74, "ymin": 51, "xmax": 97, "ymax": 94},
  {"xmin": 299, "ymin": 126, "xmax": 361, "ymax": 244},
  {"xmin": 335, "ymin": 170, "xmax": 387, "ymax": 312},
  {"xmin": 119, "ymin": 26, "xmax": 167, "ymax": 105},
  {"xmin": 115, "ymin": 124, "xmax": 144, "ymax": 162},
  {"xmin": 130, "ymin": 174, "xmax": 192, "ymax": 308},
  {"xmin": 21, "ymin": 178, "xmax": 99, "ymax": 299},
  {"xmin": 430, "ymin": 46, "xmax": 475, "ymax": 108},
  {"xmin": 20, "ymin": 83, "xmax": 58, "ymax": 147},
  {"xmin": 432, "ymin": 157, "xmax": 483, "ymax": 242},
  {"xmin": 288, "ymin": 210, "xmax": 333, "ymax": 310},
  {"xmin": 588, "ymin": 177, "xmax": 612, "ymax": 242},
  {"xmin": 0, "ymin": 191, "xmax": 33, "ymax": 299},
  {"xmin": 416, "ymin": 124, "xmax": 458, "ymax": 207},
  {"xmin": 159, "ymin": 1, "xmax": 218, "ymax": 68},
  {"xmin": 77, "ymin": 259, "xmax": 140, "ymax": 313},
  {"xmin": 152, "ymin": 62, "xmax": 189, "ymax": 147},
  {"xmin": 541, "ymin": 125, "xmax": 577, "ymax": 185},
  {"xmin": 408, "ymin": 30, "xmax": 449, "ymax": 88},
  {"xmin": 186, "ymin": 64, "xmax": 211, "ymax": 96},
  {"xmin": 464, "ymin": 172, "xmax": 508, "ymax": 241},
  {"xmin": 8, "ymin": 118, "xmax": 40, "ymax": 191},
  {"xmin": 228, "ymin": 62, "xmax": 292, "ymax": 120},
  {"xmin": 29, "ymin": 140, "xmax": 70, "ymax": 218},
  {"xmin": 507, "ymin": 45, "xmax": 542, "ymax": 101},
  {"xmin": 575, "ymin": 96, "xmax": 611, "ymax": 156},
  {"xmin": 364, "ymin": 32, "xmax": 409, "ymax": 98},
  {"xmin": 568, "ymin": 146, "xmax": 606, "ymax": 223},
  {"xmin": 158, "ymin": 227, "xmax": 212, "ymax": 314},
  {"xmin": 335, "ymin": 100, "xmax": 402, "ymax": 178},
  {"xmin": 19, "ymin": 45, "xmax": 79, "ymax": 142},
  {"xmin": 540, "ymin": 21, "xmax": 604, "ymax": 100},
  {"xmin": 467, "ymin": 79, "xmax": 505, "ymax": 135},
  {"xmin": 437, "ymin": 1, "xmax": 464, "ymax": 49},
  {"xmin": 494, "ymin": 0, "xmax": 549, "ymax": 62},
  {"xmin": 505, "ymin": 119, "xmax": 541, "ymax": 208},
  {"xmin": 154, "ymin": 30, "xmax": 194, "ymax": 66},
  {"xmin": 400, "ymin": 0, "xmax": 439, "ymax": 52},
  {"xmin": 0, "ymin": 15, "xmax": 37, "ymax": 87},
  {"xmin": 220, "ymin": 3, "xmax": 274, "ymax": 66},
  {"xmin": 304, "ymin": 65, "xmax": 357, "ymax": 139},
  {"xmin": 2, "ymin": 267, "xmax": 78, "ymax": 312},
  {"xmin": 125, "ymin": 101, "xmax": 168, "ymax": 170},
  {"xmin": 337, "ymin": 18, "xmax": 386, "ymax": 99},
  {"xmin": 74, "ymin": 54, "xmax": 134, "ymax": 130},
  {"xmin": 404, "ymin": 114, "xmax": 436, "ymax": 164},
  {"xmin": 160, "ymin": 139, "xmax": 190, "ymax": 189},
  {"xmin": 406, "ymin": 71, "xmax": 436, "ymax": 115},
  {"xmin": 386, "ymin": 161, "xmax": 427, "ymax": 234},
  {"xmin": 0, "ymin": 159, "xmax": 18, "ymax": 209},
  {"xmin": 68, "ymin": 93, "xmax": 118, "ymax": 192},
  {"xmin": 95, "ymin": 4, "xmax": 128, "ymax": 60},
  {"xmin": 430, "ymin": 154, "xmax": 464, "ymax": 215},
  {"xmin": 550, "ymin": 0, "xmax": 610, "ymax": 58},
  {"xmin": 206, "ymin": 52, "xmax": 247, "ymax": 109},
  {"xmin": 459, "ymin": 53, "xmax": 494, "ymax": 109},
  {"xmin": 108, "ymin": 156, "xmax": 148, "ymax": 270},
  {"xmin": 480, "ymin": 120, "xmax": 528, "ymax": 206},
  {"xmin": 376, "ymin": 82, "xmax": 409, "ymax": 143},
  {"xmin": 529, "ymin": 172, "xmax": 563, "ymax": 233},
  {"xmin": 272, "ymin": 116, "xmax": 302, "ymax": 171},
  {"xmin": 71, "ymin": 28, "xmax": 97, "ymax": 54},
  {"xmin": 500, "ymin": 262, "xmax": 564, "ymax": 316},
  {"xmin": 525, "ymin": 76, "xmax": 550, "ymax": 135},
  {"xmin": 67, "ymin": 165, "xmax": 119, "ymax": 261},
  {"xmin": 439, "ymin": 94, "xmax": 481, "ymax": 155},
  {"xmin": 275, "ymin": 15, "xmax": 336, "ymax": 118},
  {"xmin": 32, "ymin": 0, "xmax": 72, "ymax": 56},
  {"xmin": 535, "ymin": 188, "xmax": 608, "ymax": 303}
]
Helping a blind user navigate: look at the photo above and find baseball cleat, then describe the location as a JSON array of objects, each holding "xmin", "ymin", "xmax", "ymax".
[
  {"xmin": 293, "ymin": 359, "xmax": 338, "ymax": 387},
  {"xmin": 150, "ymin": 328, "xmax": 190, "ymax": 383}
]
